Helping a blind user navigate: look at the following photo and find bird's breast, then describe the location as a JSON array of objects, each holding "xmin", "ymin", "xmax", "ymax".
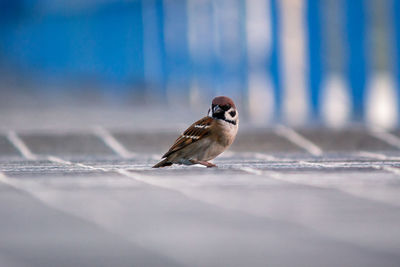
[{"xmin": 214, "ymin": 119, "xmax": 238, "ymax": 147}]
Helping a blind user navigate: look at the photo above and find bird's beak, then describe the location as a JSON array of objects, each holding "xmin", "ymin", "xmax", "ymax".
[{"xmin": 213, "ymin": 105, "xmax": 223, "ymax": 114}]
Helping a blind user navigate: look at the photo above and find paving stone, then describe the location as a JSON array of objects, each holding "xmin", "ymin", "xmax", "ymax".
[
  {"xmin": 19, "ymin": 133, "xmax": 115, "ymax": 157},
  {"xmin": 114, "ymin": 130, "xmax": 305, "ymax": 155},
  {"xmin": 2, "ymin": 127, "xmax": 400, "ymax": 267},
  {"xmin": 389, "ymin": 131, "xmax": 400, "ymax": 140},
  {"xmin": 0, "ymin": 135, "xmax": 20, "ymax": 157},
  {"xmin": 5, "ymin": 177, "xmax": 399, "ymax": 267},
  {"xmin": 113, "ymin": 131, "xmax": 179, "ymax": 154},
  {"xmin": 297, "ymin": 128, "xmax": 398, "ymax": 152},
  {"xmin": 0, "ymin": 183, "xmax": 181, "ymax": 267},
  {"xmin": 142, "ymin": 172, "xmax": 400, "ymax": 255},
  {"xmin": 231, "ymin": 130, "xmax": 305, "ymax": 153}
]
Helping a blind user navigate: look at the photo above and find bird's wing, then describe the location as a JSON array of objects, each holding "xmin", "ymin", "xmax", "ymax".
[{"xmin": 162, "ymin": 116, "xmax": 213, "ymax": 158}]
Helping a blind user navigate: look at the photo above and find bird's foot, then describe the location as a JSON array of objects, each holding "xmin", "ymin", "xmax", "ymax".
[{"xmin": 190, "ymin": 160, "xmax": 217, "ymax": 168}]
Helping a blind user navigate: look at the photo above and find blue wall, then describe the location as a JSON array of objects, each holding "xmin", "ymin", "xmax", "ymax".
[{"xmin": 0, "ymin": 0, "xmax": 399, "ymax": 125}]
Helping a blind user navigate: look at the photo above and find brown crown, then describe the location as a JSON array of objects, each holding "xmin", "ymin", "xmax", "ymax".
[{"xmin": 212, "ymin": 96, "xmax": 236, "ymax": 109}]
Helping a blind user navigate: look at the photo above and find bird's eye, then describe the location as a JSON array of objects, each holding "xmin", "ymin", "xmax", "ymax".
[
  {"xmin": 229, "ymin": 110, "xmax": 236, "ymax": 117},
  {"xmin": 221, "ymin": 105, "xmax": 230, "ymax": 111}
]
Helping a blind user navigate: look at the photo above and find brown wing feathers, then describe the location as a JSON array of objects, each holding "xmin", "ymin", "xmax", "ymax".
[{"xmin": 162, "ymin": 117, "xmax": 213, "ymax": 158}]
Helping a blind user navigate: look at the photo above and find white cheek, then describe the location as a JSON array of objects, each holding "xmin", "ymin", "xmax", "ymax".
[{"xmin": 225, "ymin": 108, "xmax": 238, "ymax": 121}]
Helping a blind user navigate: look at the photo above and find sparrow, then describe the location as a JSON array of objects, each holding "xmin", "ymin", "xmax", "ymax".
[{"xmin": 153, "ymin": 96, "xmax": 239, "ymax": 168}]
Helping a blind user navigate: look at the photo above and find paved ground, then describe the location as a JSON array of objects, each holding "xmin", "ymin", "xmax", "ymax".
[{"xmin": 1, "ymin": 111, "xmax": 400, "ymax": 266}]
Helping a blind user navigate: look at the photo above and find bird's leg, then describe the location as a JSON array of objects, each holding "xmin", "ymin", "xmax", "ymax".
[{"xmin": 190, "ymin": 160, "xmax": 217, "ymax": 168}]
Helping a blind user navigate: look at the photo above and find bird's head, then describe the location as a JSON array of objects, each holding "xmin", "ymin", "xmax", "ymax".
[{"xmin": 208, "ymin": 96, "xmax": 238, "ymax": 125}]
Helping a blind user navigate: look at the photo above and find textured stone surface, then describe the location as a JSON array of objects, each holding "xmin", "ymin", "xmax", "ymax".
[
  {"xmin": 0, "ymin": 135, "xmax": 20, "ymax": 157},
  {"xmin": 298, "ymin": 128, "xmax": 396, "ymax": 152},
  {"xmin": 1, "ymin": 128, "xmax": 400, "ymax": 267},
  {"xmin": 0, "ymin": 183, "xmax": 181, "ymax": 267},
  {"xmin": 19, "ymin": 133, "xmax": 115, "ymax": 157}
]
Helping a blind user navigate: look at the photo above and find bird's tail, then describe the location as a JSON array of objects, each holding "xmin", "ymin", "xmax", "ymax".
[{"xmin": 152, "ymin": 158, "xmax": 173, "ymax": 168}]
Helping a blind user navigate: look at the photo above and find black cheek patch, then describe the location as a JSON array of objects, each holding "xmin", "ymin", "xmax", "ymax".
[
  {"xmin": 229, "ymin": 110, "xmax": 236, "ymax": 117},
  {"xmin": 213, "ymin": 112, "xmax": 225, "ymax": 120}
]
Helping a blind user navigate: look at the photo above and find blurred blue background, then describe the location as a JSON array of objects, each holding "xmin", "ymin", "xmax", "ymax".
[{"xmin": 0, "ymin": 0, "xmax": 399, "ymax": 128}]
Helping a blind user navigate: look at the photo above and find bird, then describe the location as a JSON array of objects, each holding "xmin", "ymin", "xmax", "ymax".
[{"xmin": 153, "ymin": 96, "xmax": 239, "ymax": 168}]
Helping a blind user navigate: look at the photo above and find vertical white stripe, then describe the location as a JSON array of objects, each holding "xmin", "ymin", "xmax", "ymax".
[
  {"xmin": 365, "ymin": 0, "xmax": 397, "ymax": 129},
  {"xmin": 212, "ymin": 0, "xmax": 242, "ymax": 99},
  {"xmin": 321, "ymin": 74, "xmax": 351, "ymax": 128},
  {"xmin": 247, "ymin": 73, "xmax": 275, "ymax": 125},
  {"xmin": 279, "ymin": 0, "xmax": 308, "ymax": 125},
  {"xmin": 187, "ymin": 0, "xmax": 199, "ymax": 106},
  {"xmin": 245, "ymin": 0, "xmax": 272, "ymax": 62},
  {"xmin": 366, "ymin": 72, "xmax": 397, "ymax": 129},
  {"xmin": 141, "ymin": 0, "xmax": 163, "ymax": 88},
  {"xmin": 163, "ymin": 0, "xmax": 191, "ymax": 105},
  {"xmin": 246, "ymin": 0, "xmax": 274, "ymax": 125},
  {"xmin": 187, "ymin": 0, "xmax": 213, "ymax": 107},
  {"xmin": 213, "ymin": 0, "xmax": 241, "ymax": 64},
  {"xmin": 320, "ymin": 0, "xmax": 349, "ymax": 127}
]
